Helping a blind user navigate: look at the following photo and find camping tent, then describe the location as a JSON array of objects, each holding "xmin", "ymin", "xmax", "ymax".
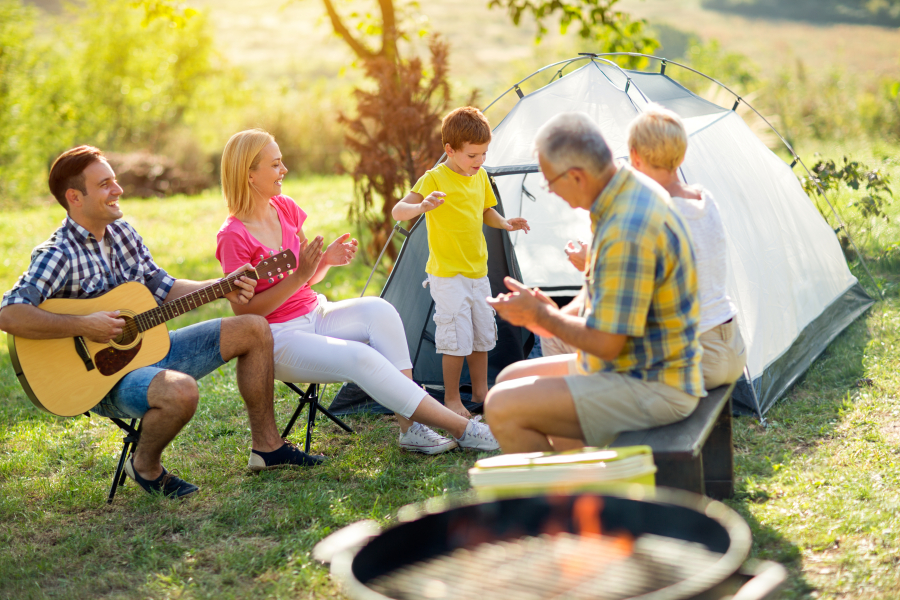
[{"xmin": 330, "ymin": 55, "xmax": 873, "ymax": 418}]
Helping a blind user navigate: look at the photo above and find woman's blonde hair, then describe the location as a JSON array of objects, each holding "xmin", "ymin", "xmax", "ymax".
[
  {"xmin": 221, "ymin": 128, "xmax": 275, "ymax": 219},
  {"xmin": 627, "ymin": 105, "xmax": 688, "ymax": 172}
]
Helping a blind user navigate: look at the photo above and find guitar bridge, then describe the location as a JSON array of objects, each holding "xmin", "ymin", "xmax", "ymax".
[{"xmin": 74, "ymin": 336, "xmax": 96, "ymax": 372}]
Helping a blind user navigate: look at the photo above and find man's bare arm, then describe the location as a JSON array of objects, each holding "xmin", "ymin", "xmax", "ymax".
[{"xmin": 0, "ymin": 304, "xmax": 124, "ymax": 343}]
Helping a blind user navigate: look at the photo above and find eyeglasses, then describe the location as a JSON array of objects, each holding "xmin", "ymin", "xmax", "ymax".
[{"xmin": 540, "ymin": 167, "xmax": 578, "ymax": 192}]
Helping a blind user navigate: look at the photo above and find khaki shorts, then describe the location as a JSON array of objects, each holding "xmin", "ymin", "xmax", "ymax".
[
  {"xmin": 700, "ymin": 317, "xmax": 747, "ymax": 390},
  {"xmin": 427, "ymin": 274, "xmax": 497, "ymax": 356},
  {"xmin": 563, "ymin": 357, "xmax": 699, "ymax": 447}
]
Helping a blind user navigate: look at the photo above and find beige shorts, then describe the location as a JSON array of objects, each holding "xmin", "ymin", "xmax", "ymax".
[
  {"xmin": 427, "ymin": 274, "xmax": 498, "ymax": 356},
  {"xmin": 563, "ymin": 357, "xmax": 699, "ymax": 447},
  {"xmin": 699, "ymin": 317, "xmax": 747, "ymax": 390}
]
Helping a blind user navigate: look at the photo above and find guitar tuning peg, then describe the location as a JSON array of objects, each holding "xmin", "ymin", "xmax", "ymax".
[
  {"xmin": 277, "ymin": 268, "xmax": 282, "ymax": 273},
  {"xmin": 279, "ymin": 246, "xmax": 283, "ymax": 251},
  {"xmin": 259, "ymin": 254, "xmax": 264, "ymax": 261},
  {"xmin": 268, "ymin": 278, "xmax": 274, "ymax": 284},
  {"xmin": 278, "ymin": 273, "xmax": 284, "ymax": 279},
  {"xmin": 269, "ymin": 250, "xmax": 274, "ymax": 256},
  {"xmin": 288, "ymin": 269, "xmax": 294, "ymax": 275},
  {"xmin": 267, "ymin": 271, "xmax": 272, "ymax": 277}
]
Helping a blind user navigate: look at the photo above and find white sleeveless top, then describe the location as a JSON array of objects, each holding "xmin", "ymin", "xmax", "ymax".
[{"xmin": 670, "ymin": 188, "xmax": 737, "ymax": 333}]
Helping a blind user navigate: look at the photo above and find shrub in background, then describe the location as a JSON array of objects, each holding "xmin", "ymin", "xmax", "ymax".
[{"xmin": 340, "ymin": 36, "xmax": 457, "ymax": 261}]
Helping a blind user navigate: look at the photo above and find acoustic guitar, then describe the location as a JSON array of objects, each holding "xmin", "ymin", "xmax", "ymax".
[{"xmin": 7, "ymin": 249, "xmax": 296, "ymax": 417}]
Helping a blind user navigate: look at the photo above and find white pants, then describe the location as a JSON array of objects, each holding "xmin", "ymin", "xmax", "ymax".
[{"xmin": 270, "ymin": 295, "xmax": 425, "ymax": 418}]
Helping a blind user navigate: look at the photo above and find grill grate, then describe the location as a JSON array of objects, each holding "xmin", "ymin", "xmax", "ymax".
[{"xmin": 367, "ymin": 532, "xmax": 724, "ymax": 600}]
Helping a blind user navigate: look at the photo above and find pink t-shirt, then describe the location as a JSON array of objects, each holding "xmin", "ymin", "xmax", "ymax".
[{"xmin": 216, "ymin": 195, "xmax": 319, "ymax": 324}]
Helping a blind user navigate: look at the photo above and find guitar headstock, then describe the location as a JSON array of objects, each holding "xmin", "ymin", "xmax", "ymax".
[{"xmin": 249, "ymin": 249, "xmax": 297, "ymax": 284}]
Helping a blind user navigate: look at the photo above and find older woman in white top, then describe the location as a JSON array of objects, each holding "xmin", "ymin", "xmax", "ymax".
[
  {"xmin": 554, "ymin": 105, "xmax": 746, "ymax": 390},
  {"xmin": 627, "ymin": 105, "xmax": 746, "ymax": 389}
]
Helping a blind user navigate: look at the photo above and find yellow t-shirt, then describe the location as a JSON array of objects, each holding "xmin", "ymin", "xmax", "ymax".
[{"xmin": 411, "ymin": 164, "xmax": 497, "ymax": 279}]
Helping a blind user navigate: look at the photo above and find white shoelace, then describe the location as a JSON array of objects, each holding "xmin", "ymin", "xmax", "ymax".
[
  {"xmin": 409, "ymin": 423, "xmax": 448, "ymax": 442},
  {"xmin": 467, "ymin": 420, "xmax": 496, "ymax": 441}
]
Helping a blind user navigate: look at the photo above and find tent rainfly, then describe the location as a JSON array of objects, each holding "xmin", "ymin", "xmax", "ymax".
[{"xmin": 330, "ymin": 55, "xmax": 873, "ymax": 419}]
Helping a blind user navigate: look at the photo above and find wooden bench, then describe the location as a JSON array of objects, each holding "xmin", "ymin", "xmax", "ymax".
[{"xmin": 609, "ymin": 382, "xmax": 736, "ymax": 499}]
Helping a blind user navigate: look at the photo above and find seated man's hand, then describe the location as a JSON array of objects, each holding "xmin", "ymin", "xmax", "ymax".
[
  {"xmin": 226, "ymin": 264, "xmax": 258, "ymax": 305},
  {"xmin": 81, "ymin": 310, "xmax": 126, "ymax": 344},
  {"xmin": 565, "ymin": 240, "xmax": 588, "ymax": 272},
  {"xmin": 487, "ymin": 277, "xmax": 554, "ymax": 338}
]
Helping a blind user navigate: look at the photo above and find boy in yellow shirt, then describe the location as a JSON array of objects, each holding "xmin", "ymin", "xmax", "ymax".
[{"xmin": 393, "ymin": 107, "xmax": 530, "ymax": 417}]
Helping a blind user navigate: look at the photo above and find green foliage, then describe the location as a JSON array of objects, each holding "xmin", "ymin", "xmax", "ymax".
[
  {"xmin": 803, "ymin": 156, "xmax": 894, "ymax": 223},
  {"xmin": 0, "ymin": 0, "xmax": 78, "ymax": 202},
  {"xmin": 130, "ymin": 0, "xmax": 199, "ymax": 27},
  {"xmin": 487, "ymin": 0, "xmax": 659, "ymax": 66},
  {"xmin": 0, "ymin": 0, "xmax": 242, "ymax": 204},
  {"xmin": 71, "ymin": 0, "xmax": 243, "ymax": 155},
  {"xmin": 676, "ymin": 39, "xmax": 760, "ymax": 94}
]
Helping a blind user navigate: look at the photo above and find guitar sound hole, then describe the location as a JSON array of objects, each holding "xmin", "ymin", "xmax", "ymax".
[{"xmin": 113, "ymin": 316, "xmax": 140, "ymax": 346}]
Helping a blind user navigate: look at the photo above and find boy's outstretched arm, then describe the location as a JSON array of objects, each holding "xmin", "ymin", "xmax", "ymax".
[
  {"xmin": 392, "ymin": 191, "xmax": 445, "ymax": 221},
  {"xmin": 483, "ymin": 207, "xmax": 530, "ymax": 233}
]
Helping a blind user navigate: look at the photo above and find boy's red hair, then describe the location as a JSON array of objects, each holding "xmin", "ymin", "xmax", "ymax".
[{"xmin": 442, "ymin": 106, "xmax": 491, "ymax": 150}]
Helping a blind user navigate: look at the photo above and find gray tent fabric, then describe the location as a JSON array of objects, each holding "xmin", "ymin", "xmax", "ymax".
[{"xmin": 330, "ymin": 57, "xmax": 873, "ymax": 418}]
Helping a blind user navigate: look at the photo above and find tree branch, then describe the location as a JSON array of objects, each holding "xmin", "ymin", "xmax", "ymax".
[{"xmin": 320, "ymin": 0, "xmax": 377, "ymax": 59}]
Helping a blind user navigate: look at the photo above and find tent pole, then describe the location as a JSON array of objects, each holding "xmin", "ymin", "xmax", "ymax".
[
  {"xmin": 743, "ymin": 365, "xmax": 767, "ymax": 426},
  {"xmin": 360, "ymin": 223, "xmax": 407, "ymax": 298}
]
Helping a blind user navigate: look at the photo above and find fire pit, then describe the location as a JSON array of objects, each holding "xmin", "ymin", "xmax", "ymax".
[{"xmin": 314, "ymin": 490, "xmax": 785, "ymax": 600}]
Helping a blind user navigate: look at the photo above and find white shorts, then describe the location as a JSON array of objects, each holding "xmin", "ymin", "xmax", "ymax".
[{"xmin": 426, "ymin": 274, "xmax": 498, "ymax": 356}]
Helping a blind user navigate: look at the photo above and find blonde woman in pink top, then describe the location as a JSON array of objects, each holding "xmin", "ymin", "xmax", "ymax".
[{"xmin": 216, "ymin": 129, "xmax": 499, "ymax": 466}]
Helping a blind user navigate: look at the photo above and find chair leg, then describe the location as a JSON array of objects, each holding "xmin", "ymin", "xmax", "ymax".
[
  {"xmin": 107, "ymin": 418, "xmax": 141, "ymax": 504},
  {"xmin": 314, "ymin": 401, "xmax": 354, "ymax": 433},
  {"xmin": 281, "ymin": 382, "xmax": 317, "ymax": 439},
  {"xmin": 278, "ymin": 382, "xmax": 355, "ymax": 454},
  {"xmin": 305, "ymin": 386, "xmax": 318, "ymax": 453}
]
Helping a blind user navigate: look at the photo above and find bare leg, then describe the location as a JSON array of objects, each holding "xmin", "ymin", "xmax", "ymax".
[
  {"xmin": 485, "ymin": 376, "xmax": 584, "ymax": 453},
  {"xmin": 218, "ymin": 315, "xmax": 283, "ymax": 453},
  {"xmin": 492, "ymin": 356, "xmax": 585, "ymax": 451},
  {"xmin": 496, "ymin": 354, "xmax": 574, "ymax": 383},
  {"xmin": 467, "ymin": 351, "xmax": 489, "ymax": 404},
  {"xmin": 133, "ymin": 370, "xmax": 199, "ymax": 480},
  {"xmin": 442, "ymin": 354, "xmax": 471, "ymax": 418}
]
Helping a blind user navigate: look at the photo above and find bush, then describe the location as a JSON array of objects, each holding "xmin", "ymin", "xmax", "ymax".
[
  {"xmin": 0, "ymin": 0, "xmax": 245, "ymax": 204},
  {"xmin": 105, "ymin": 151, "xmax": 215, "ymax": 198}
]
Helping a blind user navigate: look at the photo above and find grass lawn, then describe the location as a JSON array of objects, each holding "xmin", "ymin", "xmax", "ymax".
[{"xmin": 1, "ymin": 174, "xmax": 900, "ymax": 599}]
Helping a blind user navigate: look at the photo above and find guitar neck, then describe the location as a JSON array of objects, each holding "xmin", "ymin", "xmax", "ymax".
[{"xmin": 134, "ymin": 271, "xmax": 248, "ymax": 332}]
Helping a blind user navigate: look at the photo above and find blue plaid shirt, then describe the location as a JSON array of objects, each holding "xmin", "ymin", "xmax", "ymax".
[{"xmin": 1, "ymin": 217, "xmax": 175, "ymax": 309}]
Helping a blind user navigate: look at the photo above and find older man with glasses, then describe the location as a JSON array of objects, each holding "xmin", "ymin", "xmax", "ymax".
[{"xmin": 484, "ymin": 112, "xmax": 704, "ymax": 453}]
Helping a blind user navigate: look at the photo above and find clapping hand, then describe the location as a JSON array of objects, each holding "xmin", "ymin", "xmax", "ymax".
[
  {"xmin": 564, "ymin": 239, "xmax": 588, "ymax": 272},
  {"xmin": 295, "ymin": 235, "xmax": 325, "ymax": 281},
  {"xmin": 323, "ymin": 233, "xmax": 358, "ymax": 267},
  {"xmin": 486, "ymin": 276, "xmax": 555, "ymax": 338},
  {"xmin": 420, "ymin": 192, "xmax": 446, "ymax": 213}
]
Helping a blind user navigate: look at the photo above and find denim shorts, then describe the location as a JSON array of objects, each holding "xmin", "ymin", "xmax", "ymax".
[{"xmin": 91, "ymin": 319, "xmax": 226, "ymax": 419}]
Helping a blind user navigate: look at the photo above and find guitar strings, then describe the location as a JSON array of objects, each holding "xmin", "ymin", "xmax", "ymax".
[{"xmin": 119, "ymin": 251, "xmax": 291, "ymax": 341}]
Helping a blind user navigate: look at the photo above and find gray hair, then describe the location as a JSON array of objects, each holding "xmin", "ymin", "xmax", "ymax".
[{"xmin": 534, "ymin": 112, "xmax": 613, "ymax": 178}]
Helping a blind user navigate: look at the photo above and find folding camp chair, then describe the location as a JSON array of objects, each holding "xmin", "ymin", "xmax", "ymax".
[
  {"xmin": 105, "ymin": 417, "xmax": 142, "ymax": 504},
  {"xmin": 278, "ymin": 382, "xmax": 353, "ymax": 453}
]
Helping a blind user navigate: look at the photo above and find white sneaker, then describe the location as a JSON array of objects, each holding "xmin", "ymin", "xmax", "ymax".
[
  {"xmin": 399, "ymin": 423, "xmax": 459, "ymax": 454},
  {"xmin": 456, "ymin": 419, "xmax": 500, "ymax": 452}
]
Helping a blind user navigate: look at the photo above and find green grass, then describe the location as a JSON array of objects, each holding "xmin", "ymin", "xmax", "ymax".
[{"xmin": 3, "ymin": 174, "xmax": 900, "ymax": 598}]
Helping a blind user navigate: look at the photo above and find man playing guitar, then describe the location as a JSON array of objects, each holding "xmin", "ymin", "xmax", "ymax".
[{"xmin": 0, "ymin": 146, "xmax": 324, "ymax": 500}]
